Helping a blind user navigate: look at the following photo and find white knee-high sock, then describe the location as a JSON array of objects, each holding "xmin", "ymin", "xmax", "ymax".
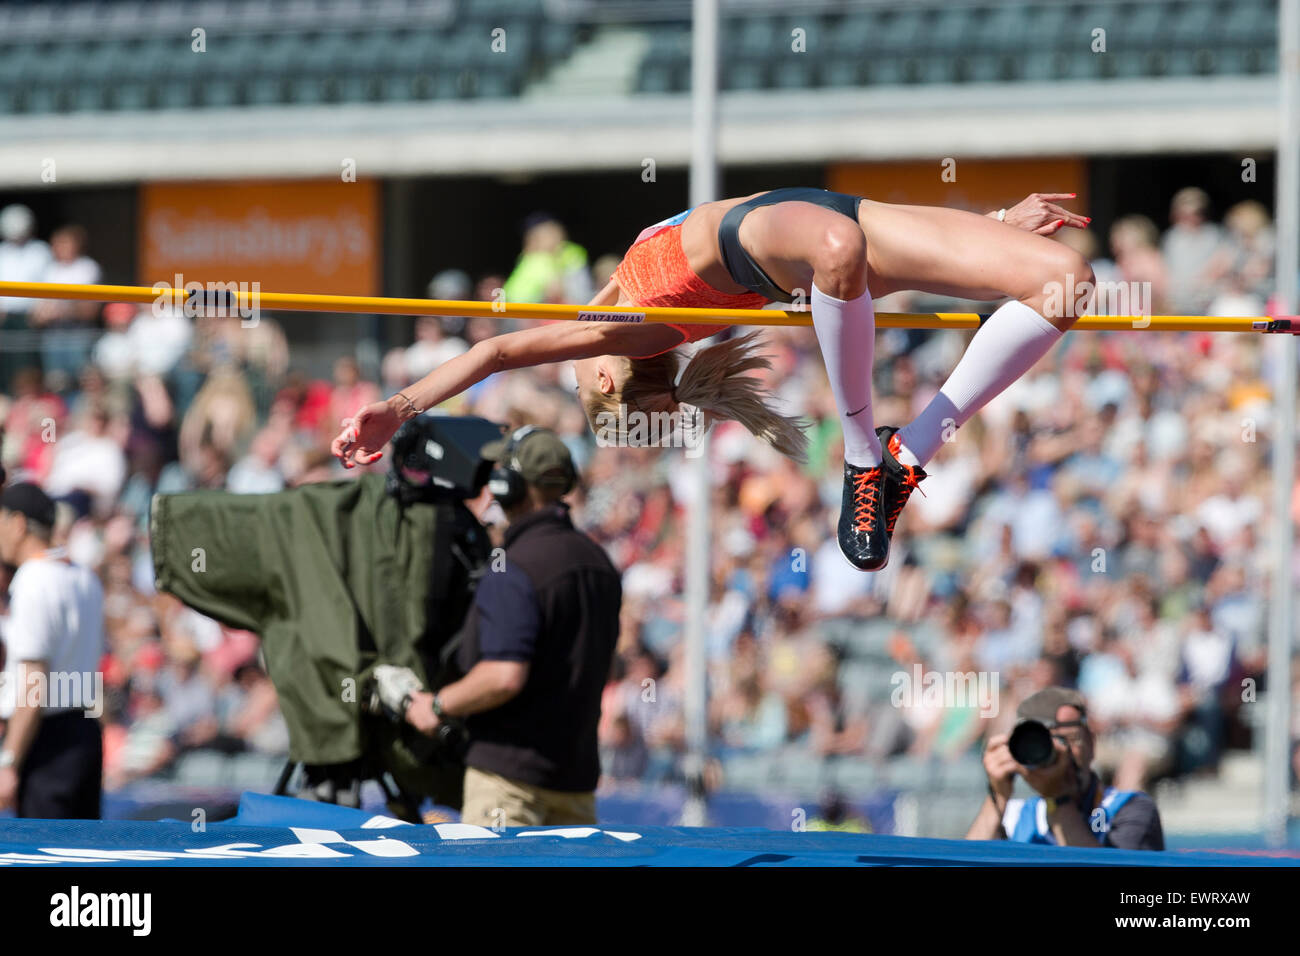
[
  {"xmin": 811, "ymin": 282, "xmax": 880, "ymax": 467},
  {"xmin": 896, "ymin": 300, "xmax": 1063, "ymax": 467}
]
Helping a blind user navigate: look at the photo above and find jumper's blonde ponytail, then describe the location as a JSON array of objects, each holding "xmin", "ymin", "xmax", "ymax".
[{"xmin": 582, "ymin": 332, "xmax": 810, "ymax": 461}]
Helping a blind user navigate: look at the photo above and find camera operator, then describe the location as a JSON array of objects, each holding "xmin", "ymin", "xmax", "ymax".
[
  {"xmin": 966, "ymin": 687, "xmax": 1164, "ymax": 849},
  {"xmin": 375, "ymin": 426, "xmax": 621, "ymax": 826}
]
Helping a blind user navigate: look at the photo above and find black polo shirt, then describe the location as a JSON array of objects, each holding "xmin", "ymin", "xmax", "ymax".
[{"xmin": 461, "ymin": 503, "xmax": 621, "ymax": 792}]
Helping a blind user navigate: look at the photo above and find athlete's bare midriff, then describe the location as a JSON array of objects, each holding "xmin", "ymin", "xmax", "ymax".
[
  {"xmin": 609, "ymin": 191, "xmax": 770, "ymax": 307},
  {"xmin": 676, "ymin": 192, "xmax": 771, "ymax": 295}
]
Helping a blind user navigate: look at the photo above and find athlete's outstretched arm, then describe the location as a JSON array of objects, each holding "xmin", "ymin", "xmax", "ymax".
[{"xmin": 331, "ymin": 280, "xmax": 669, "ymax": 467}]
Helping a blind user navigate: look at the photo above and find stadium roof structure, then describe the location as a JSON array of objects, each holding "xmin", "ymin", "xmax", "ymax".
[
  {"xmin": 0, "ymin": 0, "xmax": 1285, "ymax": 186},
  {"xmin": 0, "ymin": 76, "xmax": 1281, "ymax": 188}
]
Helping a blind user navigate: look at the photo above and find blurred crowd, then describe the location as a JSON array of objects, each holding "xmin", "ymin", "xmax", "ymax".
[{"xmin": 1, "ymin": 193, "xmax": 1298, "ymax": 805}]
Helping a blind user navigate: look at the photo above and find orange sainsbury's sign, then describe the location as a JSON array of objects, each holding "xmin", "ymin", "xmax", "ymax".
[
  {"xmin": 139, "ymin": 180, "xmax": 380, "ymax": 297},
  {"xmin": 829, "ymin": 158, "xmax": 1087, "ymax": 214}
]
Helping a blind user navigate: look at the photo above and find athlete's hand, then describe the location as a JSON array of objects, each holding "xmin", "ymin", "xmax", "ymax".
[
  {"xmin": 332, "ymin": 400, "xmax": 401, "ymax": 468},
  {"xmin": 1000, "ymin": 193, "xmax": 1091, "ymax": 236}
]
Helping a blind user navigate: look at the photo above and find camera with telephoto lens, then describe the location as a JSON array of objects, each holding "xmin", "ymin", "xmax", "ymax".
[{"xmin": 1008, "ymin": 718, "xmax": 1058, "ymax": 769}]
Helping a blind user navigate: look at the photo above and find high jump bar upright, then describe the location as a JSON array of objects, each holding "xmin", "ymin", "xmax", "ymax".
[{"xmin": 1, "ymin": 281, "xmax": 1296, "ymax": 333}]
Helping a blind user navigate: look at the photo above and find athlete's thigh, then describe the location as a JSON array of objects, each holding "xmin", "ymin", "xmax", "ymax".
[{"xmin": 859, "ymin": 201, "xmax": 1065, "ymax": 301}]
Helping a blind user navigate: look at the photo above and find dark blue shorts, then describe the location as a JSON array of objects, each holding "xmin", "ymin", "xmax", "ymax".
[{"xmin": 717, "ymin": 187, "xmax": 863, "ymax": 302}]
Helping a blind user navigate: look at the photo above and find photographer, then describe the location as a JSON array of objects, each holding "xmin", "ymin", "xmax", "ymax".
[
  {"xmin": 966, "ymin": 688, "xmax": 1164, "ymax": 850},
  {"xmin": 377, "ymin": 426, "xmax": 621, "ymax": 826}
]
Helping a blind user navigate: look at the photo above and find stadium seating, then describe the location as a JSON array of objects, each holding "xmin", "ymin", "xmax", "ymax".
[
  {"xmin": 0, "ymin": 0, "xmax": 1280, "ymax": 115},
  {"xmin": 635, "ymin": 0, "xmax": 1279, "ymax": 94},
  {"xmin": 0, "ymin": 0, "xmax": 580, "ymax": 112}
]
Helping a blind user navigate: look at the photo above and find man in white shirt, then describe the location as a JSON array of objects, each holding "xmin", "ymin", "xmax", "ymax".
[
  {"xmin": 32, "ymin": 224, "xmax": 103, "ymax": 388},
  {"xmin": 0, "ymin": 204, "xmax": 52, "ymax": 391},
  {"xmin": 1161, "ymin": 187, "xmax": 1224, "ymax": 315},
  {"xmin": 0, "ymin": 483, "xmax": 105, "ymax": 819},
  {"xmin": 42, "ymin": 403, "xmax": 127, "ymax": 515},
  {"xmin": 92, "ymin": 302, "xmax": 193, "ymax": 381},
  {"xmin": 0, "ymin": 204, "xmax": 51, "ymax": 316}
]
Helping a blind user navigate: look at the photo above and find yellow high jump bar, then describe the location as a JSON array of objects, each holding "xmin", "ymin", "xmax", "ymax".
[{"xmin": 0, "ymin": 281, "xmax": 1295, "ymax": 334}]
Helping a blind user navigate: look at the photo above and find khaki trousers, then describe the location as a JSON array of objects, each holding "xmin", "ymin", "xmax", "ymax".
[{"xmin": 460, "ymin": 766, "xmax": 597, "ymax": 827}]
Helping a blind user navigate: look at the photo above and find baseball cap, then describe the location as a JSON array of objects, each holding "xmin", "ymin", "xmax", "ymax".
[
  {"xmin": 0, "ymin": 482, "xmax": 56, "ymax": 529},
  {"xmin": 1017, "ymin": 687, "xmax": 1087, "ymax": 725},
  {"xmin": 481, "ymin": 426, "xmax": 577, "ymax": 489}
]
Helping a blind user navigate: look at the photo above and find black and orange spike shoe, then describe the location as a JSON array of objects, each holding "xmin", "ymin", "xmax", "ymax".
[
  {"xmin": 877, "ymin": 425, "xmax": 928, "ymax": 539},
  {"xmin": 836, "ymin": 460, "xmax": 891, "ymax": 570}
]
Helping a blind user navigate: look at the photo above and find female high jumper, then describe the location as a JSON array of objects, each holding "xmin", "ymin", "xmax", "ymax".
[{"xmin": 332, "ymin": 188, "xmax": 1092, "ymax": 571}]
